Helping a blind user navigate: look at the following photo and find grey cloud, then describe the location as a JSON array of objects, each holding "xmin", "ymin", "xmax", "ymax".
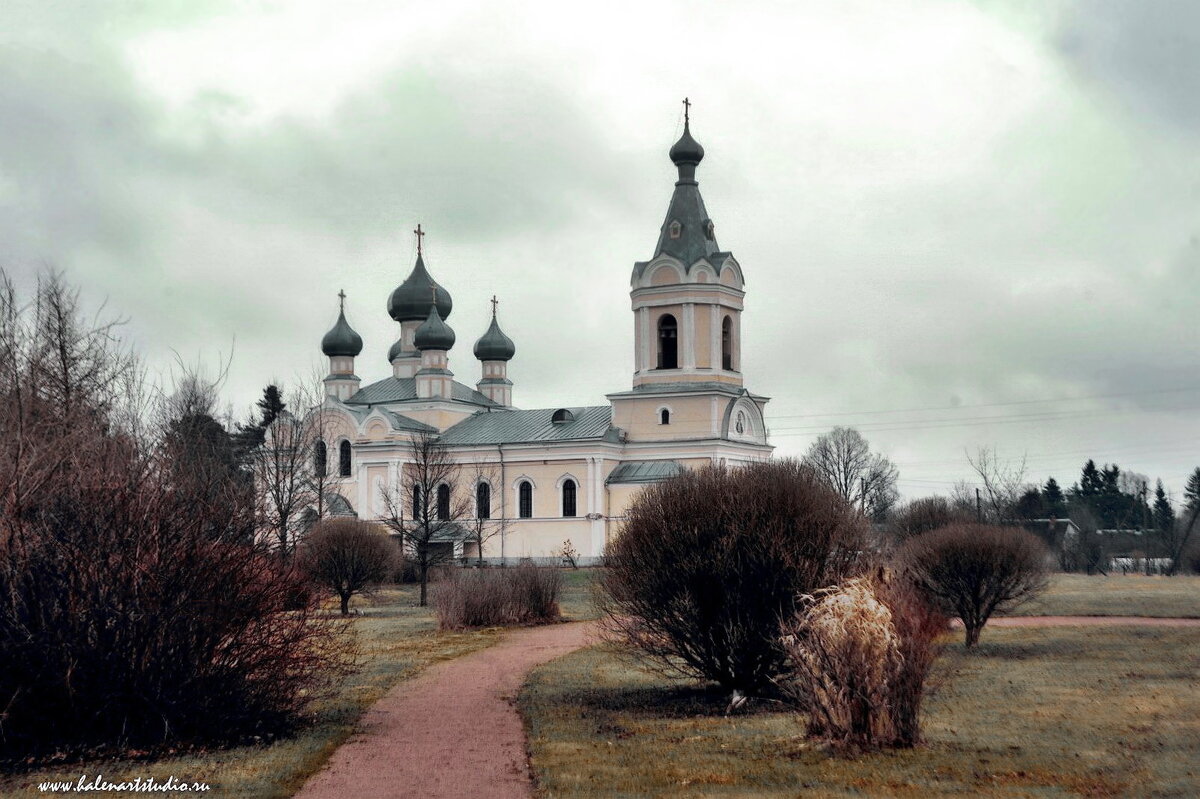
[{"xmin": 1055, "ymin": 0, "xmax": 1200, "ymax": 133}]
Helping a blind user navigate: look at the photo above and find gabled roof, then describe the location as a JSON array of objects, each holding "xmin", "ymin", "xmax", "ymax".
[
  {"xmin": 439, "ymin": 406, "xmax": 620, "ymax": 446},
  {"xmin": 383, "ymin": 410, "xmax": 438, "ymax": 433},
  {"xmin": 346, "ymin": 376, "xmax": 498, "ymax": 408},
  {"xmin": 606, "ymin": 460, "xmax": 683, "ymax": 485}
]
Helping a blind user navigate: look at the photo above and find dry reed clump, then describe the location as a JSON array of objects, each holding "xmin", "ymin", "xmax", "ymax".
[
  {"xmin": 778, "ymin": 569, "xmax": 947, "ymax": 752},
  {"xmin": 432, "ymin": 564, "xmax": 562, "ymax": 630}
]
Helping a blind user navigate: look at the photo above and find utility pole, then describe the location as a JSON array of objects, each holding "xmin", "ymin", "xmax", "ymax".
[{"xmin": 976, "ymin": 487, "xmax": 983, "ymax": 522}]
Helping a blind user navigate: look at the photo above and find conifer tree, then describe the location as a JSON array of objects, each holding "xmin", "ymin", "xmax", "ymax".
[
  {"xmin": 1153, "ymin": 479, "xmax": 1175, "ymax": 534},
  {"xmin": 1043, "ymin": 477, "xmax": 1066, "ymax": 516}
]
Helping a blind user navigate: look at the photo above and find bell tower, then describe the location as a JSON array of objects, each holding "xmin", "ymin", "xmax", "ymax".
[
  {"xmin": 609, "ymin": 101, "xmax": 770, "ymax": 451},
  {"xmin": 629, "ymin": 100, "xmax": 745, "ymax": 389}
]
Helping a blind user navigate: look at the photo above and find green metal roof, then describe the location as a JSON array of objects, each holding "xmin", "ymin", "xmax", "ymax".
[
  {"xmin": 346, "ymin": 377, "xmax": 498, "ymax": 408},
  {"xmin": 606, "ymin": 460, "xmax": 683, "ymax": 485},
  {"xmin": 439, "ymin": 406, "xmax": 619, "ymax": 446}
]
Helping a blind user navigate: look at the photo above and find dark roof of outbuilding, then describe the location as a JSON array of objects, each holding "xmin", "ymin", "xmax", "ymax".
[
  {"xmin": 438, "ymin": 406, "xmax": 619, "ymax": 446},
  {"xmin": 346, "ymin": 377, "xmax": 498, "ymax": 408},
  {"xmin": 606, "ymin": 460, "xmax": 683, "ymax": 485}
]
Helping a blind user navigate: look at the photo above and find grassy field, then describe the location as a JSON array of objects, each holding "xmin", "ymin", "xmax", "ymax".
[
  {"xmin": 0, "ymin": 583, "xmax": 501, "ymax": 799},
  {"xmin": 558, "ymin": 567, "xmax": 600, "ymax": 621},
  {"xmin": 522, "ymin": 626, "xmax": 1200, "ymax": 798},
  {"xmin": 1009, "ymin": 573, "xmax": 1200, "ymax": 618}
]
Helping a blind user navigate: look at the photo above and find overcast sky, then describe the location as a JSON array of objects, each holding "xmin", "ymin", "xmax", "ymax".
[{"xmin": 3, "ymin": 0, "xmax": 1198, "ymax": 501}]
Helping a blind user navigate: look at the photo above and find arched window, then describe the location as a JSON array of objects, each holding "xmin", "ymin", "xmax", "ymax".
[
  {"xmin": 518, "ymin": 481, "xmax": 533, "ymax": 518},
  {"xmin": 338, "ymin": 440, "xmax": 352, "ymax": 477},
  {"xmin": 412, "ymin": 484, "xmax": 423, "ymax": 518},
  {"xmin": 476, "ymin": 482, "xmax": 491, "ymax": 520},
  {"xmin": 551, "ymin": 408, "xmax": 575, "ymax": 423},
  {"xmin": 562, "ymin": 479, "xmax": 577, "ymax": 518},
  {"xmin": 668, "ymin": 220, "xmax": 681, "ymax": 239},
  {"xmin": 657, "ymin": 314, "xmax": 678, "ymax": 370},
  {"xmin": 437, "ymin": 484, "xmax": 451, "ymax": 521},
  {"xmin": 721, "ymin": 315, "xmax": 733, "ymax": 370},
  {"xmin": 660, "ymin": 408, "xmax": 670, "ymax": 425},
  {"xmin": 313, "ymin": 440, "xmax": 327, "ymax": 478}
]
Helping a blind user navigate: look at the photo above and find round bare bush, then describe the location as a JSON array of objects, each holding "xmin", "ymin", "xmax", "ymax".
[
  {"xmin": 597, "ymin": 460, "xmax": 867, "ymax": 695},
  {"xmin": 300, "ymin": 518, "xmax": 397, "ymax": 615},
  {"xmin": 888, "ymin": 496, "xmax": 974, "ymax": 545},
  {"xmin": 900, "ymin": 523, "xmax": 1049, "ymax": 647}
]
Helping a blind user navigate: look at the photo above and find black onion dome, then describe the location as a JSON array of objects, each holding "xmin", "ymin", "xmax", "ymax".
[
  {"xmin": 414, "ymin": 306, "xmax": 455, "ymax": 351},
  {"xmin": 473, "ymin": 314, "xmax": 516, "ymax": 361},
  {"xmin": 669, "ymin": 120, "xmax": 704, "ymax": 166},
  {"xmin": 387, "ymin": 336, "xmax": 405, "ymax": 363},
  {"xmin": 321, "ymin": 309, "xmax": 363, "ymax": 357},
  {"xmin": 387, "ymin": 253, "xmax": 453, "ymax": 322}
]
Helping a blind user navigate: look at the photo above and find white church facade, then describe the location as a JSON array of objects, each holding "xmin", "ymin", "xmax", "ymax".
[{"xmin": 309, "ymin": 112, "xmax": 772, "ymax": 562}]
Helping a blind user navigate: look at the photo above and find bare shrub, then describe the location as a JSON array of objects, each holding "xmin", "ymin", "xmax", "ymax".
[
  {"xmin": 300, "ymin": 518, "xmax": 397, "ymax": 615},
  {"xmin": 597, "ymin": 460, "xmax": 867, "ymax": 696},
  {"xmin": 888, "ymin": 496, "xmax": 973, "ymax": 545},
  {"xmin": 900, "ymin": 523, "xmax": 1049, "ymax": 647},
  {"xmin": 778, "ymin": 568, "xmax": 946, "ymax": 751},
  {"xmin": 0, "ymin": 270, "xmax": 352, "ymax": 761},
  {"xmin": 433, "ymin": 564, "xmax": 562, "ymax": 629}
]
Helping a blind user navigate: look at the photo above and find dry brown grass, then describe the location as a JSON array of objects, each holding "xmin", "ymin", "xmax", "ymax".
[
  {"xmin": 0, "ymin": 585, "xmax": 501, "ymax": 798},
  {"xmin": 521, "ymin": 625, "xmax": 1200, "ymax": 798},
  {"xmin": 1009, "ymin": 573, "xmax": 1200, "ymax": 618}
]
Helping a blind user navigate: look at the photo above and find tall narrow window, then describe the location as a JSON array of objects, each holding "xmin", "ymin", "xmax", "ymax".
[
  {"xmin": 660, "ymin": 408, "xmax": 670, "ymax": 425},
  {"xmin": 412, "ymin": 484, "xmax": 423, "ymax": 518},
  {"xmin": 476, "ymin": 482, "xmax": 491, "ymax": 520},
  {"xmin": 518, "ymin": 481, "xmax": 533, "ymax": 518},
  {"xmin": 314, "ymin": 440, "xmax": 327, "ymax": 477},
  {"xmin": 721, "ymin": 315, "xmax": 733, "ymax": 370},
  {"xmin": 437, "ymin": 484, "xmax": 451, "ymax": 521},
  {"xmin": 562, "ymin": 479, "xmax": 577, "ymax": 517},
  {"xmin": 657, "ymin": 314, "xmax": 678, "ymax": 370},
  {"xmin": 338, "ymin": 440, "xmax": 352, "ymax": 476}
]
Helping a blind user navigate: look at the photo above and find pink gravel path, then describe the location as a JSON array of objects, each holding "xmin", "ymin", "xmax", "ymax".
[
  {"xmin": 293, "ymin": 620, "xmax": 597, "ymax": 799},
  {"xmin": 984, "ymin": 615, "xmax": 1200, "ymax": 627}
]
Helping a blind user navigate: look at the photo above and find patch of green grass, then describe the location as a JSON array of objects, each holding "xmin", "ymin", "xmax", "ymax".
[
  {"xmin": 558, "ymin": 567, "xmax": 600, "ymax": 621},
  {"xmin": 1009, "ymin": 573, "xmax": 1200, "ymax": 618},
  {"xmin": 0, "ymin": 584, "xmax": 501, "ymax": 798},
  {"xmin": 522, "ymin": 627, "xmax": 1200, "ymax": 798}
]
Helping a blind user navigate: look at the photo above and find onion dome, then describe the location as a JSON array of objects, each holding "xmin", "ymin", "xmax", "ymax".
[
  {"xmin": 321, "ymin": 300, "xmax": 363, "ymax": 357},
  {"xmin": 414, "ymin": 306, "xmax": 455, "ymax": 351},
  {"xmin": 669, "ymin": 119, "xmax": 704, "ymax": 167},
  {"xmin": 473, "ymin": 311, "xmax": 516, "ymax": 361},
  {"xmin": 387, "ymin": 336, "xmax": 405, "ymax": 363},
  {"xmin": 387, "ymin": 253, "xmax": 453, "ymax": 322}
]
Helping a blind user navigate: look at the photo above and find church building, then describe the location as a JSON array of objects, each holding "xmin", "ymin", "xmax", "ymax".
[{"xmin": 310, "ymin": 110, "xmax": 771, "ymax": 562}]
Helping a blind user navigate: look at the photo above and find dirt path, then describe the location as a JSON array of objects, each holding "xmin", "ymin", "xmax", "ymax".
[
  {"xmin": 293, "ymin": 620, "xmax": 597, "ymax": 799},
  {"xmin": 986, "ymin": 615, "xmax": 1200, "ymax": 627}
]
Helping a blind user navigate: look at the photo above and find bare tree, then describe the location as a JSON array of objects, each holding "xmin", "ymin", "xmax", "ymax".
[
  {"xmin": 248, "ymin": 381, "xmax": 330, "ymax": 556},
  {"xmin": 1161, "ymin": 505, "xmax": 1199, "ymax": 576},
  {"xmin": 464, "ymin": 459, "xmax": 508, "ymax": 566},
  {"xmin": 888, "ymin": 496, "xmax": 974, "ymax": 546},
  {"xmin": 0, "ymin": 269, "xmax": 349, "ymax": 759},
  {"xmin": 300, "ymin": 518, "xmax": 397, "ymax": 615},
  {"xmin": 900, "ymin": 523, "xmax": 1049, "ymax": 647},
  {"xmin": 965, "ymin": 446, "xmax": 1028, "ymax": 524},
  {"xmin": 803, "ymin": 427, "xmax": 899, "ymax": 519},
  {"xmin": 379, "ymin": 430, "xmax": 470, "ymax": 606}
]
